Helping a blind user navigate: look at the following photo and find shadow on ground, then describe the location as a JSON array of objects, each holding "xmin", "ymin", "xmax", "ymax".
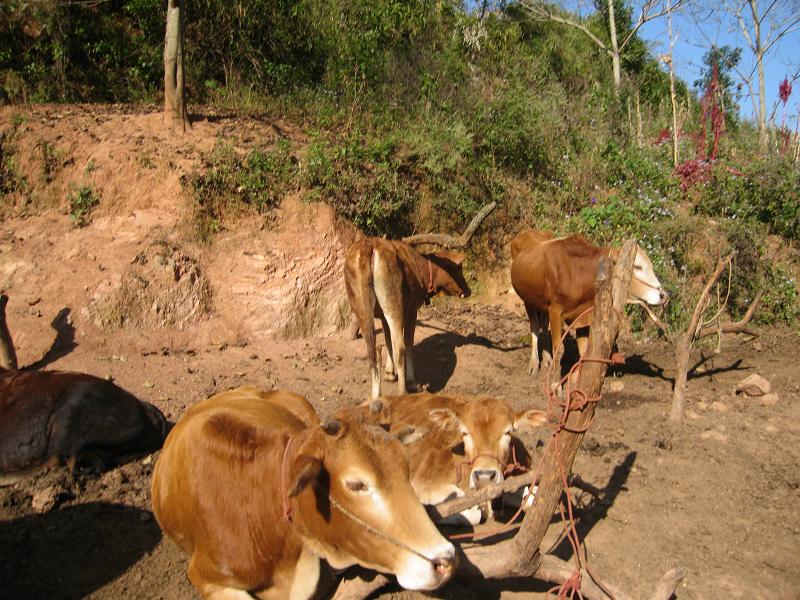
[
  {"xmin": 24, "ymin": 307, "xmax": 77, "ymax": 371},
  {"xmin": 0, "ymin": 502, "xmax": 161, "ymax": 599}
]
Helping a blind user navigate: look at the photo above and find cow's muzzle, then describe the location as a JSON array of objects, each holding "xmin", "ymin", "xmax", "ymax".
[{"xmin": 471, "ymin": 468, "xmax": 502, "ymax": 488}]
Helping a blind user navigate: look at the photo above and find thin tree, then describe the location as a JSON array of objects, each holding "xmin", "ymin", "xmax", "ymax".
[
  {"xmin": 734, "ymin": 0, "xmax": 800, "ymax": 149},
  {"xmin": 664, "ymin": 0, "xmax": 680, "ymax": 166},
  {"xmin": 693, "ymin": 1, "xmax": 800, "ymax": 148},
  {"xmin": 639, "ymin": 254, "xmax": 762, "ymax": 422},
  {"xmin": 518, "ymin": 0, "xmax": 687, "ymax": 92},
  {"xmin": 164, "ymin": 0, "xmax": 189, "ymax": 131}
]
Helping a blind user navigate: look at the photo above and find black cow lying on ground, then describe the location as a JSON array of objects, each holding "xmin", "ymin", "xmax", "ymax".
[{"xmin": 0, "ymin": 294, "xmax": 168, "ymax": 484}]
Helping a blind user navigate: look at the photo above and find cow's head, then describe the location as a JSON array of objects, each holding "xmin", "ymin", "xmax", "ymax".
[
  {"xmin": 427, "ymin": 397, "xmax": 546, "ymax": 489},
  {"xmin": 426, "ymin": 251, "xmax": 471, "ymax": 298},
  {"xmin": 287, "ymin": 417, "xmax": 456, "ymax": 591},
  {"xmin": 628, "ymin": 246, "xmax": 668, "ymax": 306}
]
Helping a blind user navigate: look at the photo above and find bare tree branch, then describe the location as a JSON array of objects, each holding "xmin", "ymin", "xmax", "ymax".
[
  {"xmin": 403, "ymin": 202, "xmax": 496, "ymax": 248},
  {"xmin": 696, "ymin": 289, "xmax": 763, "ymax": 338}
]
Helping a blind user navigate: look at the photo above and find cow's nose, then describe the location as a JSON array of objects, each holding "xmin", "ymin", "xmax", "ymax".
[
  {"xmin": 471, "ymin": 469, "xmax": 501, "ymax": 487},
  {"xmin": 659, "ymin": 288, "xmax": 669, "ymax": 303},
  {"xmin": 432, "ymin": 549, "xmax": 457, "ymax": 581}
]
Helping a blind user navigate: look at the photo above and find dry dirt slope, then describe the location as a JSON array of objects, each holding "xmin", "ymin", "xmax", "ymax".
[{"xmin": 1, "ymin": 105, "xmax": 799, "ymax": 600}]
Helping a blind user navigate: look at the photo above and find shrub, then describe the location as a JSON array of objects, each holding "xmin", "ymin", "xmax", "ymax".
[
  {"xmin": 302, "ymin": 136, "xmax": 416, "ymax": 237},
  {"xmin": 186, "ymin": 139, "xmax": 298, "ymax": 240},
  {"xmin": 67, "ymin": 185, "xmax": 99, "ymax": 227},
  {"xmin": 696, "ymin": 159, "xmax": 800, "ymax": 241}
]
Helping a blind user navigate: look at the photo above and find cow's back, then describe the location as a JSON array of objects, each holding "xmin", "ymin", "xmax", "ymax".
[
  {"xmin": 511, "ymin": 233, "xmax": 606, "ymax": 318},
  {"xmin": 510, "ymin": 229, "xmax": 554, "ymax": 259},
  {"xmin": 0, "ymin": 370, "xmax": 60, "ymax": 471},
  {"xmin": 0, "ymin": 370, "xmax": 165, "ymax": 473},
  {"xmin": 152, "ymin": 392, "xmax": 303, "ymax": 570}
]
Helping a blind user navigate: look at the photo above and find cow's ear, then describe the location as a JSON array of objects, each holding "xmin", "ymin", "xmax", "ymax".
[
  {"xmin": 289, "ymin": 455, "xmax": 322, "ymax": 497},
  {"xmin": 433, "ymin": 250, "xmax": 464, "ymax": 265},
  {"xmin": 395, "ymin": 425, "xmax": 427, "ymax": 445},
  {"xmin": 428, "ymin": 408, "xmax": 460, "ymax": 430},
  {"xmin": 448, "ymin": 251, "xmax": 465, "ymax": 266},
  {"xmin": 514, "ymin": 409, "xmax": 547, "ymax": 431}
]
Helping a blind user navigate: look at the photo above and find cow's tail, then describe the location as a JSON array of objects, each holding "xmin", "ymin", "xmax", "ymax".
[{"xmin": 345, "ymin": 242, "xmax": 378, "ymax": 368}]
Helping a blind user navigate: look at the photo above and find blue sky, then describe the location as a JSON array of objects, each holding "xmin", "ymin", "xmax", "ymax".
[{"xmin": 632, "ymin": 6, "xmax": 798, "ymax": 123}]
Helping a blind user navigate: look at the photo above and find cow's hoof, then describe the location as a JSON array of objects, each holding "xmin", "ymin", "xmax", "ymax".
[{"xmin": 384, "ymin": 372, "xmax": 398, "ymax": 382}]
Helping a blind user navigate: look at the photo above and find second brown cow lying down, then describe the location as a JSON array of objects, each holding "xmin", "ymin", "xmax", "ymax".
[
  {"xmin": 344, "ymin": 237, "xmax": 470, "ymax": 400},
  {"xmin": 376, "ymin": 392, "xmax": 547, "ymax": 526},
  {"xmin": 152, "ymin": 386, "xmax": 457, "ymax": 599}
]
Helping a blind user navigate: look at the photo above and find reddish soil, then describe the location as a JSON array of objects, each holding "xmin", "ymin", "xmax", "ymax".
[{"xmin": 1, "ymin": 105, "xmax": 798, "ymax": 600}]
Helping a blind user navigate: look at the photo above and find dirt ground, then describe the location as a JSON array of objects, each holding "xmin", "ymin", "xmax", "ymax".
[{"xmin": 1, "ymin": 105, "xmax": 799, "ymax": 600}]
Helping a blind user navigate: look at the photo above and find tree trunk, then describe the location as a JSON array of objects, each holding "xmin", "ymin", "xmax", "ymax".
[
  {"xmin": 747, "ymin": 0, "xmax": 768, "ymax": 149},
  {"xmin": 607, "ymin": 0, "xmax": 622, "ymax": 91},
  {"xmin": 0, "ymin": 294, "xmax": 18, "ymax": 370},
  {"xmin": 666, "ymin": 0, "xmax": 679, "ymax": 166},
  {"xmin": 509, "ymin": 240, "xmax": 637, "ymax": 568},
  {"xmin": 164, "ymin": 0, "xmax": 189, "ymax": 131},
  {"xmin": 669, "ymin": 337, "xmax": 690, "ymax": 422}
]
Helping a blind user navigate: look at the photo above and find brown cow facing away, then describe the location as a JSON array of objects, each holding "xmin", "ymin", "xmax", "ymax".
[
  {"xmin": 381, "ymin": 392, "xmax": 546, "ymax": 525},
  {"xmin": 0, "ymin": 295, "xmax": 167, "ymax": 484},
  {"xmin": 510, "ymin": 230, "xmax": 668, "ymax": 375},
  {"xmin": 151, "ymin": 387, "xmax": 457, "ymax": 599},
  {"xmin": 344, "ymin": 237, "xmax": 470, "ymax": 400}
]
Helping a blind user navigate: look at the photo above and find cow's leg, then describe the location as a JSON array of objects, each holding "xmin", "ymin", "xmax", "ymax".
[
  {"xmin": 381, "ymin": 316, "xmax": 397, "ymax": 381},
  {"xmin": 576, "ymin": 333, "xmax": 589, "ymax": 357},
  {"xmin": 403, "ymin": 311, "xmax": 418, "ymax": 390},
  {"xmin": 539, "ymin": 311, "xmax": 552, "ymax": 372},
  {"xmin": 189, "ymin": 555, "xmax": 253, "ymax": 600},
  {"xmin": 524, "ymin": 304, "xmax": 542, "ymax": 375},
  {"xmin": 548, "ymin": 307, "xmax": 563, "ymax": 361},
  {"xmin": 548, "ymin": 306, "xmax": 564, "ymax": 391},
  {"xmin": 378, "ymin": 308, "xmax": 407, "ymax": 395}
]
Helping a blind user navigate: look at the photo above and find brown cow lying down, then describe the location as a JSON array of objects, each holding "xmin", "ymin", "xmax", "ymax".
[
  {"xmin": 510, "ymin": 230, "xmax": 668, "ymax": 375},
  {"xmin": 151, "ymin": 387, "xmax": 457, "ymax": 599},
  {"xmin": 0, "ymin": 368, "xmax": 168, "ymax": 484},
  {"xmin": 379, "ymin": 392, "xmax": 547, "ymax": 526},
  {"xmin": 344, "ymin": 237, "xmax": 470, "ymax": 400}
]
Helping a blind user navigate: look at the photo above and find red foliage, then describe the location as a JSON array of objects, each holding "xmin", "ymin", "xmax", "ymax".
[
  {"xmin": 696, "ymin": 64, "xmax": 725, "ymax": 161},
  {"xmin": 674, "ymin": 159, "xmax": 711, "ymax": 190},
  {"xmin": 779, "ymin": 77, "xmax": 792, "ymax": 106},
  {"xmin": 654, "ymin": 128, "xmax": 671, "ymax": 145}
]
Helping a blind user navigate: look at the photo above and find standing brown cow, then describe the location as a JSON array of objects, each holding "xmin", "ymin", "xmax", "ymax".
[
  {"xmin": 344, "ymin": 237, "xmax": 470, "ymax": 400},
  {"xmin": 510, "ymin": 230, "xmax": 668, "ymax": 375}
]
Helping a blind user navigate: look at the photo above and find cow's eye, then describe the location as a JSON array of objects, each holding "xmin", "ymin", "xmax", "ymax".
[{"xmin": 346, "ymin": 480, "xmax": 369, "ymax": 493}]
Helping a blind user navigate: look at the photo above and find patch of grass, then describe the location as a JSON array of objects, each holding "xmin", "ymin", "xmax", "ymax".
[
  {"xmin": 0, "ymin": 131, "xmax": 28, "ymax": 200},
  {"xmin": 40, "ymin": 141, "xmax": 67, "ymax": 183},
  {"xmin": 67, "ymin": 185, "xmax": 100, "ymax": 227}
]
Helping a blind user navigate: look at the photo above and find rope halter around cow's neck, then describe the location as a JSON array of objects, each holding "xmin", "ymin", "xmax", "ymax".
[{"xmin": 279, "ymin": 433, "xmax": 441, "ymax": 567}]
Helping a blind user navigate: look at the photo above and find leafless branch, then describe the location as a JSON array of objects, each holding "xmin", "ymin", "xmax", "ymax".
[
  {"xmin": 696, "ymin": 289, "xmax": 763, "ymax": 338},
  {"xmin": 403, "ymin": 202, "xmax": 496, "ymax": 248}
]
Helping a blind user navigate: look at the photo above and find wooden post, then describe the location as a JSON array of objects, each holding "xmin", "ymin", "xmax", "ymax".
[
  {"xmin": 0, "ymin": 294, "xmax": 18, "ymax": 370},
  {"xmin": 505, "ymin": 240, "xmax": 636, "ymax": 568}
]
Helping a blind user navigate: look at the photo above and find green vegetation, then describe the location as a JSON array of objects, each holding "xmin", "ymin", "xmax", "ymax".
[
  {"xmin": 2, "ymin": 0, "xmax": 798, "ymax": 326},
  {"xmin": 186, "ymin": 139, "xmax": 297, "ymax": 241},
  {"xmin": 67, "ymin": 184, "xmax": 100, "ymax": 227}
]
